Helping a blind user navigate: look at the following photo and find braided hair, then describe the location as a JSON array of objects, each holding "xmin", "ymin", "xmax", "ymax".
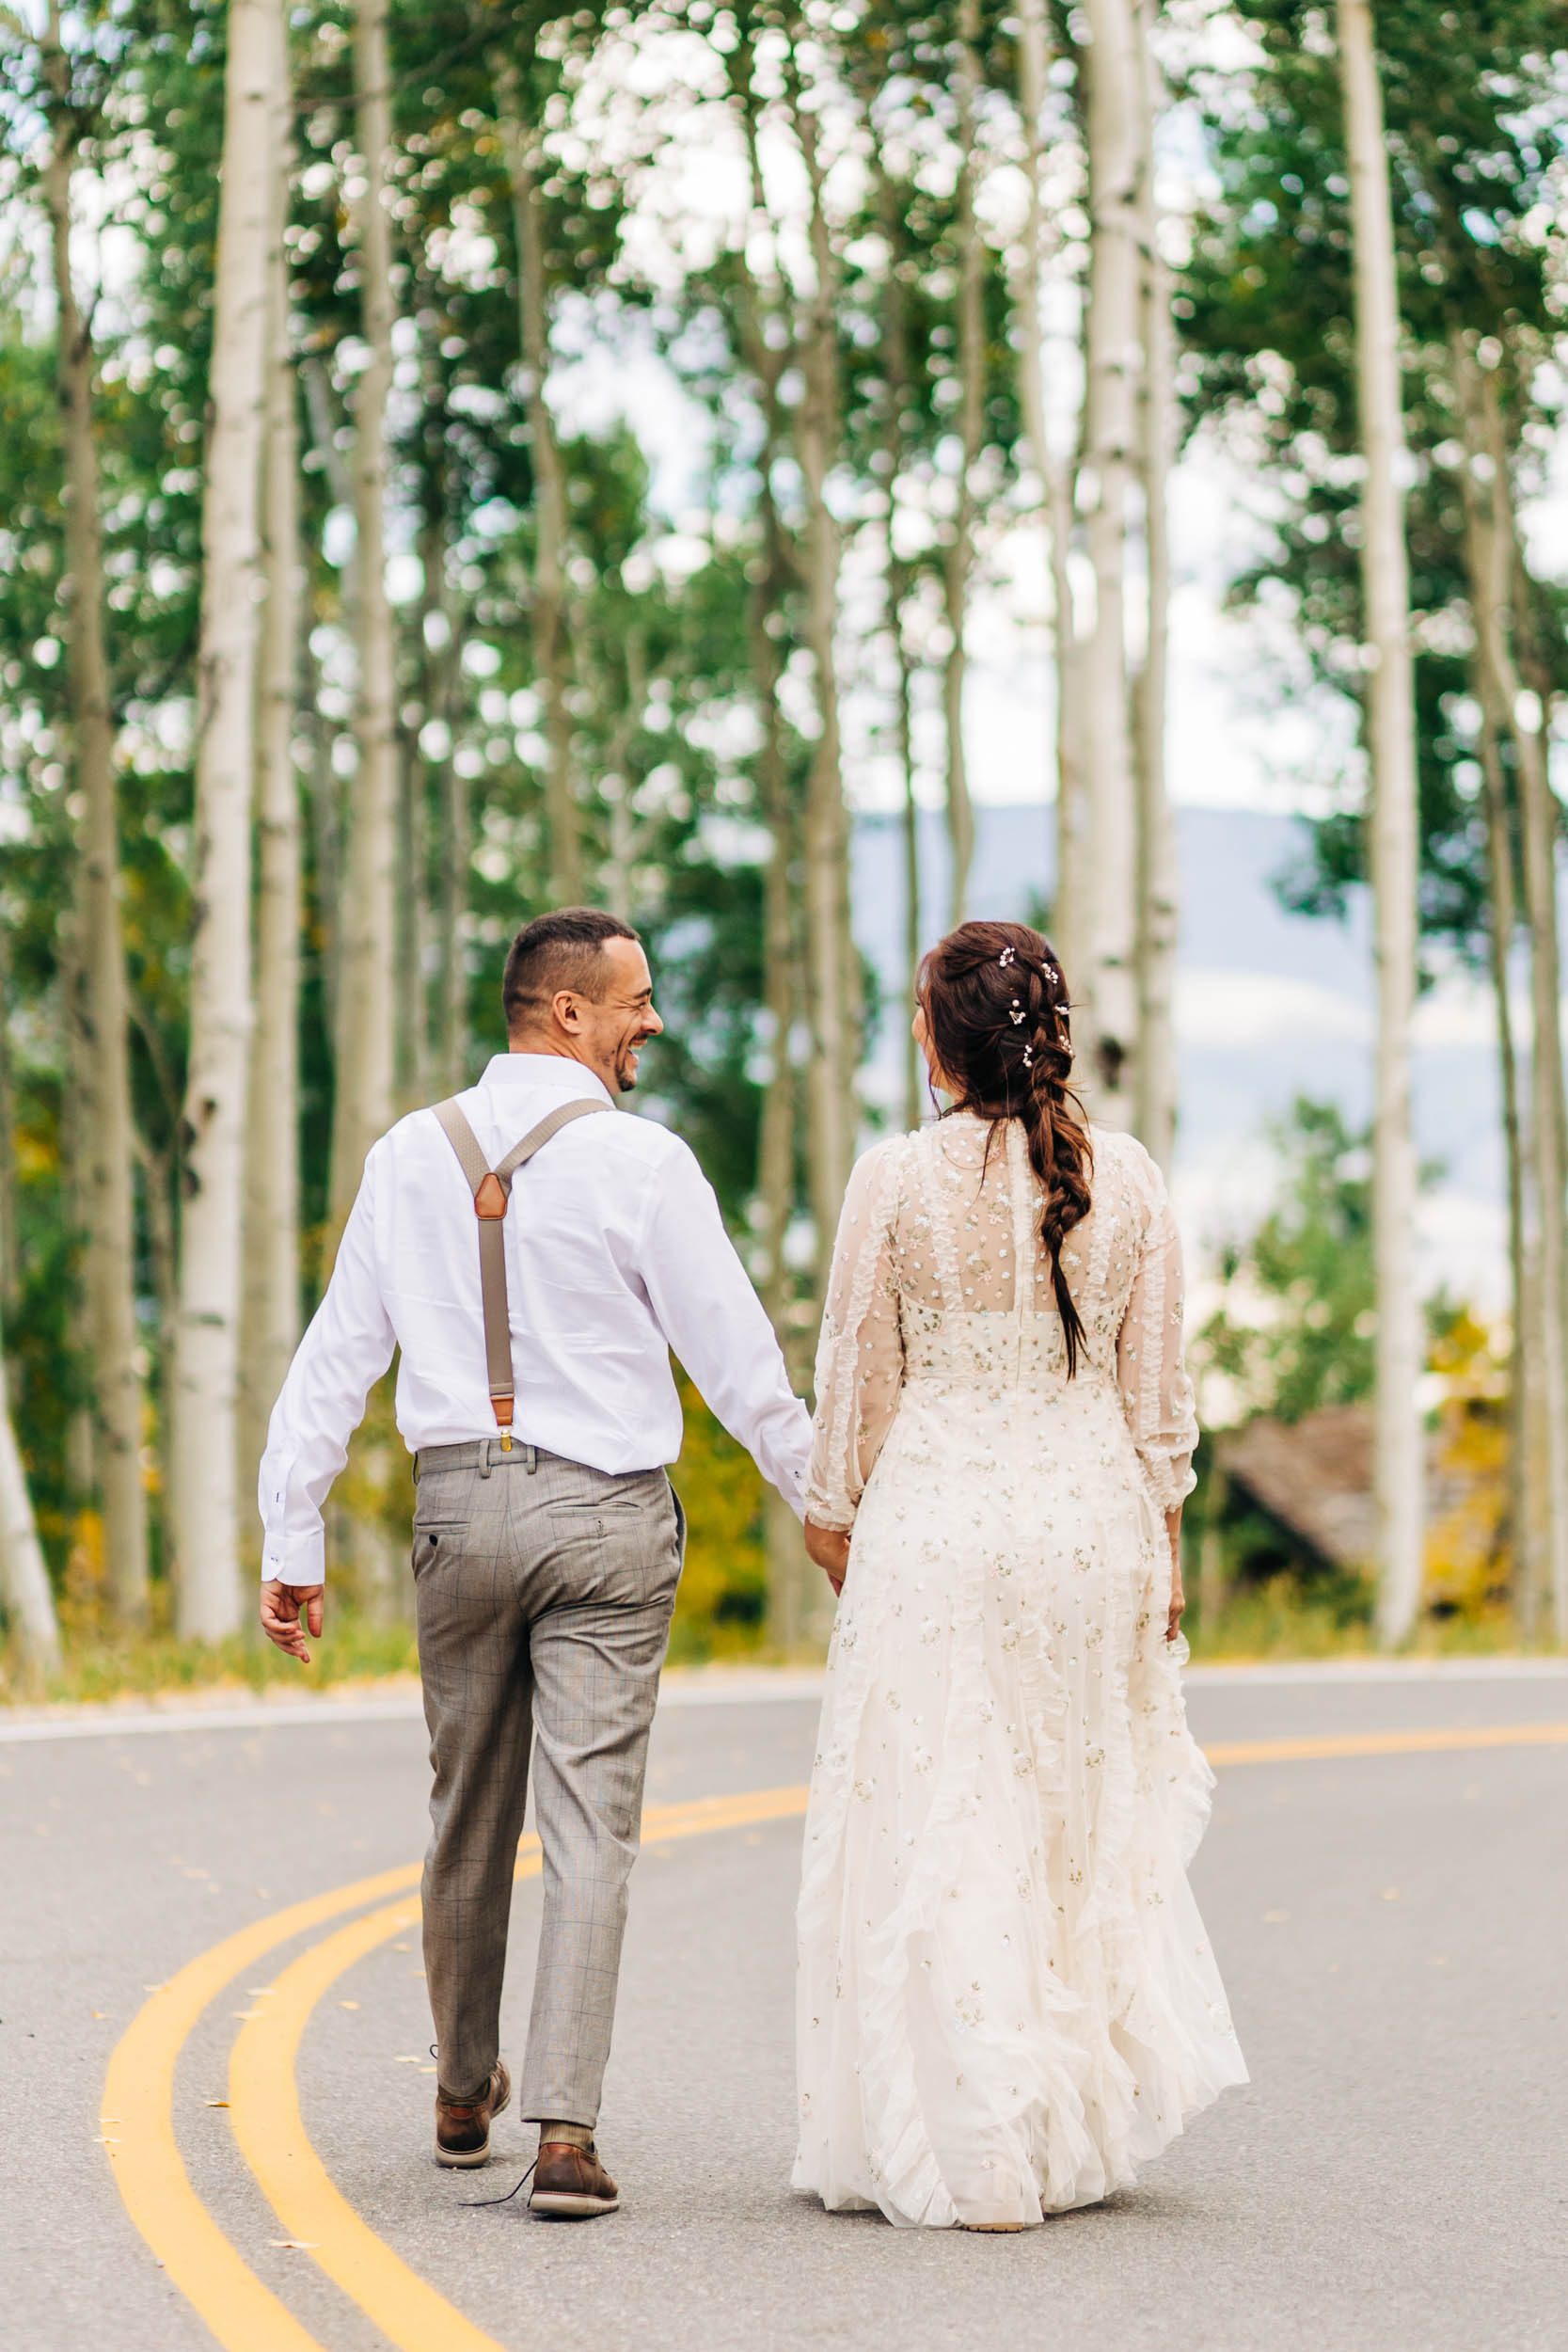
[{"xmin": 916, "ymin": 919, "xmax": 1094, "ymax": 1376}]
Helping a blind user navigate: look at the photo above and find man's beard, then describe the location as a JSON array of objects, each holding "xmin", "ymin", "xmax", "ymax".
[{"xmin": 614, "ymin": 1038, "xmax": 648, "ymax": 1092}]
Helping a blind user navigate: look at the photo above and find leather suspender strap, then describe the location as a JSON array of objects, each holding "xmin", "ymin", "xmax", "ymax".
[{"xmin": 432, "ymin": 1096, "xmax": 611, "ymax": 1442}]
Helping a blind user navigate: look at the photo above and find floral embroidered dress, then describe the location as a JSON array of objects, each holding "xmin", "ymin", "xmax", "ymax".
[{"xmin": 793, "ymin": 1113, "xmax": 1247, "ymax": 2230}]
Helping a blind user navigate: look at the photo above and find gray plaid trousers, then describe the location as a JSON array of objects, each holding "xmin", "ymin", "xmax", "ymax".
[{"xmin": 411, "ymin": 1438, "xmax": 685, "ymax": 2118}]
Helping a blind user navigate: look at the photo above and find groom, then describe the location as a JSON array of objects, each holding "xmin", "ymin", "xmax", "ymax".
[{"xmin": 257, "ymin": 909, "xmax": 813, "ymax": 2217}]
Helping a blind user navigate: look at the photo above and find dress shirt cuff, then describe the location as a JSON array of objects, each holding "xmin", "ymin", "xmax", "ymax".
[{"xmin": 261, "ymin": 1528, "xmax": 326, "ymax": 1588}]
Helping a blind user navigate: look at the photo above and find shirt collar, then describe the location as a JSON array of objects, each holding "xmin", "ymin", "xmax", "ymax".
[{"xmin": 477, "ymin": 1052, "xmax": 615, "ymax": 1109}]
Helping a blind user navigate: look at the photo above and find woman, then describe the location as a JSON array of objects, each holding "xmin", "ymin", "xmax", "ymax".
[{"xmin": 794, "ymin": 920, "xmax": 1247, "ymax": 2232}]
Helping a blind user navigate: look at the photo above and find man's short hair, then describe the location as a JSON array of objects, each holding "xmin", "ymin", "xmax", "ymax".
[{"xmin": 502, "ymin": 907, "xmax": 641, "ymax": 1035}]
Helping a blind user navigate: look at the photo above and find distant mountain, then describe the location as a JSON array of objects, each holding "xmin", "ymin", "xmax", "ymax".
[{"xmin": 851, "ymin": 803, "xmax": 1509, "ymax": 1306}]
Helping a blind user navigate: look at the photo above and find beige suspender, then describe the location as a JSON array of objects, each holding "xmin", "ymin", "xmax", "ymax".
[{"xmin": 433, "ymin": 1095, "xmax": 611, "ymax": 1448}]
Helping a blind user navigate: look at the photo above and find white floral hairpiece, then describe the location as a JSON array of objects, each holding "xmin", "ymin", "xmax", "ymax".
[
  {"xmin": 1007, "ymin": 997, "xmax": 1024, "ymax": 1025},
  {"xmin": 998, "ymin": 945, "xmax": 1016, "ymax": 967}
]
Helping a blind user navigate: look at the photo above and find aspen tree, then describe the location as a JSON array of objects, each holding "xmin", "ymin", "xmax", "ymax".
[
  {"xmin": 941, "ymin": 0, "xmax": 983, "ymax": 929},
  {"xmin": 240, "ymin": 0, "xmax": 303, "ymax": 1493},
  {"xmin": 1337, "ymin": 0, "xmax": 1424, "ymax": 1645},
  {"xmin": 496, "ymin": 55, "xmax": 582, "ymax": 907},
  {"xmin": 1014, "ymin": 0, "xmax": 1086, "ymax": 985},
  {"xmin": 171, "ymin": 0, "xmax": 277, "ymax": 1637},
  {"xmin": 1455, "ymin": 340, "xmax": 1568, "ymax": 1642},
  {"xmin": 1077, "ymin": 0, "xmax": 1142, "ymax": 1125},
  {"xmin": 40, "ymin": 1, "xmax": 149, "ymax": 1624},
  {"xmin": 329, "ymin": 0, "xmax": 400, "ymax": 1222},
  {"xmin": 0, "ymin": 1308, "xmax": 61, "ymax": 1671},
  {"xmin": 1131, "ymin": 0, "xmax": 1178, "ymax": 1171}
]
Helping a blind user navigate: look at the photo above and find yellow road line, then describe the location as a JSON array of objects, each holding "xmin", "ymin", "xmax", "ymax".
[
  {"xmin": 105, "ymin": 1727, "xmax": 1567, "ymax": 2352},
  {"xmin": 227, "ymin": 1787, "xmax": 808, "ymax": 2352},
  {"xmin": 1207, "ymin": 1722, "xmax": 1568, "ymax": 1766},
  {"xmin": 101, "ymin": 1860, "xmax": 421, "ymax": 2352}
]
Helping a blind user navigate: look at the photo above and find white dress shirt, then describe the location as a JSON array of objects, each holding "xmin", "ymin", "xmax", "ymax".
[{"xmin": 259, "ymin": 1054, "xmax": 814, "ymax": 1585}]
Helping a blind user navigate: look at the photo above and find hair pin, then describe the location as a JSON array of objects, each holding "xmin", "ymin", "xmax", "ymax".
[
  {"xmin": 1008, "ymin": 999, "xmax": 1024, "ymax": 1025},
  {"xmin": 997, "ymin": 945, "xmax": 1016, "ymax": 967}
]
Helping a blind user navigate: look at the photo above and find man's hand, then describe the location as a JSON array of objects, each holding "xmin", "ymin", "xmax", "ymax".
[
  {"xmin": 261, "ymin": 1580, "xmax": 325, "ymax": 1665},
  {"xmin": 803, "ymin": 1518, "xmax": 851, "ymax": 1598}
]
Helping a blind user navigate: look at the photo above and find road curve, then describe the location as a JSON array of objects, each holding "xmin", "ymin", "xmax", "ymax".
[{"xmin": 6, "ymin": 1664, "xmax": 1564, "ymax": 2352}]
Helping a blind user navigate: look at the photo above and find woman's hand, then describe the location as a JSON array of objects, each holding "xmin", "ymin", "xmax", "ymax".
[
  {"xmin": 1164, "ymin": 1508, "xmax": 1184, "ymax": 1644},
  {"xmin": 804, "ymin": 1518, "xmax": 852, "ymax": 1597}
]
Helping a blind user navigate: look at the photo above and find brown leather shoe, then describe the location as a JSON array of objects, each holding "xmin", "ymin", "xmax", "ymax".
[
  {"xmin": 434, "ymin": 2061, "xmax": 511, "ymax": 2168},
  {"xmin": 530, "ymin": 2140, "xmax": 620, "ymax": 2218}
]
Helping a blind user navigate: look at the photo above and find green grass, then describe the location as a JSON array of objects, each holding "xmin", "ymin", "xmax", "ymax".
[
  {"xmin": 1185, "ymin": 1580, "xmax": 1533, "ymax": 1662},
  {"xmin": 0, "ymin": 1609, "xmax": 421, "ymax": 1708},
  {"xmin": 3, "ymin": 1581, "xmax": 1552, "ymax": 1708}
]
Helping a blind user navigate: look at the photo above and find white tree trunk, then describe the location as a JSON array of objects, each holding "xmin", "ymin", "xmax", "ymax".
[
  {"xmin": 0, "ymin": 924, "xmax": 17, "ymax": 1321},
  {"xmin": 171, "ymin": 0, "xmax": 277, "ymax": 1639},
  {"xmin": 0, "ymin": 1314, "xmax": 61, "ymax": 1672},
  {"xmin": 1461, "ymin": 347, "xmax": 1568, "ymax": 1644},
  {"xmin": 1131, "ymin": 0, "xmax": 1179, "ymax": 1173},
  {"xmin": 1077, "ymin": 0, "xmax": 1142, "ymax": 1125},
  {"xmin": 784, "ymin": 71, "xmax": 859, "ymax": 1259},
  {"xmin": 42, "ymin": 6, "xmax": 150, "ymax": 1626},
  {"xmin": 496, "ymin": 56, "xmax": 581, "ymax": 907},
  {"xmin": 240, "ymin": 10, "xmax": 302, "ymax": 1502},
  {"xmin": 941, "ymin": 0, "xmax": 983, "ymax": 930},
  {"xmin": 329, "ymin": 0, "xmax": 400, "ymax": 1223},
  {"xmin": 1338, "ymin": 0, "xmax": 1425, "ymax": 1645},
  {"xmin": 1015, "ymin": 0, "xmax": 1087, "ymax": 980}
]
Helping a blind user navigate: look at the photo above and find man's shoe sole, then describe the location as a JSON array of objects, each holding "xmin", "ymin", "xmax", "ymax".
[
  {"xmin": 434, "ymin": 2075, "xmax": 511, "ymax": 2168},
  {"xmin": 530, "ymin": 2190, "xmax": 620, "ymax": 2218}
]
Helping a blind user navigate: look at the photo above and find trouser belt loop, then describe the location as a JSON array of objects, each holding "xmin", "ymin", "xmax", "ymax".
[
  {"xmin": 525, "ymin": 1443, "xmax": 538, "ymax": 1475},
  {"xmin": 479, "ymin": 1445, "xmax": 493, "ymax": 1479}
]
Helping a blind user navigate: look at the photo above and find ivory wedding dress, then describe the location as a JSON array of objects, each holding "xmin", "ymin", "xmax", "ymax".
[{"xmin": 794, "ymin": 1113, "xmax": 1247, "ymax": 2230}]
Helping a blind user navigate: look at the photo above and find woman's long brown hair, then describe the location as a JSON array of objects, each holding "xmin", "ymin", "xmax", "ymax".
[{"xmin": 916, "ymin": 919, "xmax": 1094, "ymax": 1376}]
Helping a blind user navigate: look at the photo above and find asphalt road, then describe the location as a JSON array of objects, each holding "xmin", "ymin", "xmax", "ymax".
[{"xmin": 4, "ymin": 1661, "xmax": 1565, "ymax": 2352}]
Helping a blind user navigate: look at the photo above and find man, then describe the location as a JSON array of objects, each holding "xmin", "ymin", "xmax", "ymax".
[{"xmin": 258, "ymin": 909, "xmax": 812, "ymax": 2218}]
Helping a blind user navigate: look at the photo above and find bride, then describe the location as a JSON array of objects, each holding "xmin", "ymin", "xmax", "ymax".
[{"xmin": 795, "ymin": 919, "xmax": 1247, "ymax": 2232}]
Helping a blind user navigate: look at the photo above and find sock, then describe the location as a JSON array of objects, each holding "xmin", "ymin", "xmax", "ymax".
[{"xmin": 538, "ymin": 2120, "xmax": 594, "ymax": 2150}]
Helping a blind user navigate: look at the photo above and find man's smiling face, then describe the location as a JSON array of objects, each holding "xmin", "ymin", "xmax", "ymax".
[{"xmin": 573, "ymin": 936, "xmax": 663, "ymax": 1093}]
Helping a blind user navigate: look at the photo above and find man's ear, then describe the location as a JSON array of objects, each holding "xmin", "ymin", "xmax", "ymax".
[{"xmin": 551, "ymin": 990, "xmax": 583, "ymax": 1034}]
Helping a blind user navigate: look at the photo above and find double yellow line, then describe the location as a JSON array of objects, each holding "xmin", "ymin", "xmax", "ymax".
[
  {"xmin": 103, "ymin": 1724, "xmax": 1568, "ymax": 2352},
  {"xmin": 103, "ymin": 1788, "xmax": 808, "ymax": 2352}
]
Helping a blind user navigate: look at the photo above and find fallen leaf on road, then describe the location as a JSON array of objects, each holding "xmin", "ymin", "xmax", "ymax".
[
  {"xmin": 142, "ymin": 1983, "xmax": 166, "ymax": 1994},
  {"xmin": 246, "ymin": 1987, "xmax": 276, "ymax": 1997},
  {"xmin": 231, "ymin": 2010, "xmax": 260, "ymax": 2021},
  {"xmin": 204, "ymin": 2100, "xmax": 230, "ymax": 2108},
  {"xmin": 94, "ymin": 2137, "xmax": 121, "ymax": 2146},
  {"xmin": 269, "ymin": 2241, "xmax": 318, "ymax": 2251},
  {"xmin": 340, "ymin": 2000, "xmax": 359, "ymax": 2010},
  {"xmin": 393, "ymin": 2054, "xmax": 421, "ymax": 2063},
  {"xmin": 393, "ymin": 1943, "xmax": 410, "ymax": 1953},
  {"xmin": 1262, "ymin": 1910, "xmax": 1288, "ymax": 1924}
]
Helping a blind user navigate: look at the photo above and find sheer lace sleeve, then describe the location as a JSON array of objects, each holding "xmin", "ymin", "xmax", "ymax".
[
  {"xmin": 1115, "ymin": 1142, "xmax": 1199, "ymax": 1512},
  {"xmin": 805, "ymin": 1138, "xmax": 906, "ymax": 1530}
]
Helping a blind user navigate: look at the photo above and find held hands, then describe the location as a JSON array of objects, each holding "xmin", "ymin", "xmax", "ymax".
[
  {"xmin": 803, "ymin": 1518, "xmax": 851, "ymax": 1598},
  {"xmin": 261, "ymin": 1580, "xmax": 325, "ymax": 1665}
]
